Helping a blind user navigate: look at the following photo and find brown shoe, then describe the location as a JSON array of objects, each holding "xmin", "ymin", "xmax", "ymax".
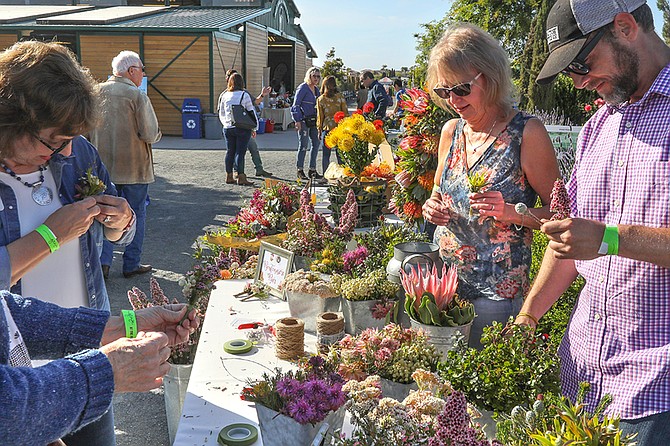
[
  {"xmin": 123, "ymin": 264, "xmax": 153, "ymax": 278},
  {"xmin": 237, "ymin": 173, "xmax": 254, "ymax": 186},
  {"xmin": 226, "ymin": 172, "xmax": 236, "ymax": 184},
  {"xmin": 297, "ymin": 169, "xmax": 308, "ymax": 181},
  {"xmin": 101, "ymin": 265, "xmax": 110, "ymax": 280}
]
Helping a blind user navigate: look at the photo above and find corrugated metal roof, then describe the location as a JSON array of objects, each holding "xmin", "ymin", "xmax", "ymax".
[
  {"xmin": 37, "ymin": 6, "xmax": 169, "ymax": 26},
  {"xmin": 0, "ymin": 5, "xmax": 93, "ymax": 24},
  {"xmin": 0, "ymin": 6, "xmax": 270, "ymax": 32}
]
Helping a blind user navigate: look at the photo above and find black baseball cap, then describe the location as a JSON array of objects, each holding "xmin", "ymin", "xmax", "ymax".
[{"xmin": 536, "ymin": 0, "xmax": 646, "ymax": 84}]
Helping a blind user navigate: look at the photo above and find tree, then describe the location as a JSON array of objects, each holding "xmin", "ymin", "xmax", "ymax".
[
  {"xmin": 321, "ymin": 47, "xmax": 346, "ymax": 84},
  {"xmin": 413, "ymin": 18, "xmax": 449, "ymax": 87},
  {"xmin": 658, "ymin": 0, "xmax": 670, "ymax": 44}
]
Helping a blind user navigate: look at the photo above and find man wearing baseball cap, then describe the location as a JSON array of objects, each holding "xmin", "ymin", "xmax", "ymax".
[{"xmin": 516, "ymin": 0, "xmax": 670, "ymax": 443}]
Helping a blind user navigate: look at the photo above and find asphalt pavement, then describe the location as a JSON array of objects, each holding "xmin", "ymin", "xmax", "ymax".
[{"xmin": 110, "ymin": 128, "xmax": 302, "ymax": 446}]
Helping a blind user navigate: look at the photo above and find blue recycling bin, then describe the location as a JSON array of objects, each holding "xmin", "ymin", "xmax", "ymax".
[
  {"xmin": 181, "ymin": 98, "xmax": 201, "ymax": 139},
  {"xmin": 257, "ymin": 118, "xmax": 266, "ymax": 134}
]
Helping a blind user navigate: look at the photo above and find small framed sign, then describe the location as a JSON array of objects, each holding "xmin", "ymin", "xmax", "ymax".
[{"xmin": 255, "ymin": 241, "xmax": 294, "ymax": 299}]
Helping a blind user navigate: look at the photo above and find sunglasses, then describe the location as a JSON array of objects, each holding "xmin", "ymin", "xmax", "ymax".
[
  {"xmin": 433, "ymin": 73, "xmax": 482, "ymax": 98},
  {"xmin": 34, "ymin": 134, "xmax": 72, "ymax": 155},
  {"xmin": 561, "ymin": 28, "xmax": 605, "ymax": 76}
]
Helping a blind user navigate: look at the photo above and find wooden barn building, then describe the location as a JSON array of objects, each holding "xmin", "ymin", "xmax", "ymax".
[{"xmin": 0, "ymin": 0, "xmax": 316, "ymax": 135}]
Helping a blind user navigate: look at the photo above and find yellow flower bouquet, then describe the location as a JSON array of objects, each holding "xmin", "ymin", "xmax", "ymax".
[{"xmin": 325, "ymin": 112, "xmax": 386, "ymax": 177}]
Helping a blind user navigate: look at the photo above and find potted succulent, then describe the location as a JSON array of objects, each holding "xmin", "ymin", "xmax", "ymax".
[
  {"xmin": 329, "ymin": 324, "xmax": 440, "ymax": 401},
  {"xmin": 241, "ymin": 356, "xmax": 347, "ymax": 446},
  {"xmin": 280, "ymin": 269, "xmax": 340, "ymax": 334},
  {"xmin": 330, "ymin": 269, "xmax": 399, "ymax": 335},
  {"xmin": 400, "ymin": 263, "xmax": 476, "ymax": 356}
]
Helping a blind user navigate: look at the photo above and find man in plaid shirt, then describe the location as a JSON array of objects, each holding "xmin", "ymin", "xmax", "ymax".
[{"xmin": 519, "ymin": 0, "xmax": 670, "ymax": 444}]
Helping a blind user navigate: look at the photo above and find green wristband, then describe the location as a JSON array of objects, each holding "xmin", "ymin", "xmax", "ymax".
[
  {"xmin": 35, "ymin": 224, "xmax": 59, "ymax": 253},
  {"xmin": 121, "ymin": 309, "xmax": 137, "ymax": 338},
  {"xmin": 603, "ymin": 224, "xmax": 619, "ymax": 255}
]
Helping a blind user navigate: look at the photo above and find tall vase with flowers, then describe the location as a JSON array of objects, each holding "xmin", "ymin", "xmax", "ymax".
[
  {"xmin": 391, "ymin": 88, "xmax": 454, "ymax": 225},
  {"xmin": 400, "ymin": 263, "xmax": 476, "ymax": 356},
  {"xmin": 326, "ymin": 105, "xmax": 389, "ymax": 227}
]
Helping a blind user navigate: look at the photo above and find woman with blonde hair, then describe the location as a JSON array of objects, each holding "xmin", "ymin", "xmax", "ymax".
[
  {"xmin": 291, "ymin": 67, "xmax": 322, "ymax": 180},
  {"xmin": 316, "ymin": 75, "xmax": 349, "ymax": 173},
  {"xmin": 421, "ymin": 23, "xmax": 560, "ymax": 348}
]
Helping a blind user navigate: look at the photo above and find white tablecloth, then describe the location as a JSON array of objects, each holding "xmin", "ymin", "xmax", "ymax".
[
  {"xmin": 173, "ymin": 279, "xmax": 317, "ymax": 445},
  {"xmin": 260, "ymin": 108, "xmax": 294, "ymax": 131}
]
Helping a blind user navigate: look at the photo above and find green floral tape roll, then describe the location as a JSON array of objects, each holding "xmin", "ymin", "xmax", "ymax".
[
  {"xmin": 223, "ymin": 339, "xmax": 253, "ymax": 355},
  {"xmin": 218, "ymin": 423, "xmax": 258, "ymax": 446}
]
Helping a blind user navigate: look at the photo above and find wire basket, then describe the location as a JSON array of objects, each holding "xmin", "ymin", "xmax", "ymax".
[{"xmin": 327, "ymin": 178, "xmax": 387, "ymax": 228}]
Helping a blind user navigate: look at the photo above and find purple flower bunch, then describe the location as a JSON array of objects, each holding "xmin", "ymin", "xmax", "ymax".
[
  {"xmin": 244, "ymin": 356, "xmax": 347, "ymax": 425},
  {"xmin": 276, "ymin": 376, "xmax": 346, "ymax": 424},
  {"xmin": 429, "ymin": 391, "xmax": 503, "ymax": 446},
  {"xmin": 342, "ymin": 245, "xmax": 368, "ymax": 273}
]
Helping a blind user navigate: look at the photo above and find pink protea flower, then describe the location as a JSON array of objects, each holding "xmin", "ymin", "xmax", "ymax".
[
  {"xmin": 399, "ymin": 88, "xmax": 430, "ymax": 115},
  {"xmin": 550, "ymin": 178, "xmax": 571, "ymax": 220},
  {"xmin": 400, "ymin": 263, "xmax": 458, "ymax": 312}
]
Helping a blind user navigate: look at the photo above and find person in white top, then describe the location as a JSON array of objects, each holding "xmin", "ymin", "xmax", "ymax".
[{"xmin": 219, "ymin": 72, "xmax": 257, "ymax": 186}]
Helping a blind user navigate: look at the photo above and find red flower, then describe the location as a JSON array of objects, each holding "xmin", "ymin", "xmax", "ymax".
[
  {"xmin": 353, "ymin": 109, "xmax": 363, "ymax": 115},
  {"xmin": 399, "ymin": 88, "xmax": 429, "ymax": 115},
  {"xmin": 334, "ymin": 111, "xmax": 346, "ymax": 123},
  {"xmin": 372, "ymin": 119, "xmax": 383, "ymax": 130},
  {"xmin": 584, "ymin": 104, "xmax": 592, "ymax": 112},
  {"xmin": 240, "ymin": 387, "xmax": 254, "ymax": 401},
  {"xmin": 362, "ymin": 102, "xmax": 375, "ymax": 114}
]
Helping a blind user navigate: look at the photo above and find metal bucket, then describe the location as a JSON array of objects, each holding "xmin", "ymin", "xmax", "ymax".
[
  {"xmin": 163, "ymin": 363, "xmax": 192, "ymax": 445},
  {"xmin": 286, "ymin": 291, "xmax": 340, "ymax": 334},
  {"xmin": 341, "ymin": 299, "xmax": 389, "ymax": 335},
  {"xmin": 386, "ymin": 241, "xmax": 442, "ymax": 284},
  {"xmin": 409, "ymin": 319, "xmax": 472, "ymax": 358},
  {"xmin": 256, "ymin": 404, "xmax": 345, "ymax": 446},
  {"xmin": 379, "ymin": 377, "xmax": 418, "ymax": 402}
]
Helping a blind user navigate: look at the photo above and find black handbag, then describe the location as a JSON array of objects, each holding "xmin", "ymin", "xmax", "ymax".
[
  {"xmin": 304, "ymin": 115, "xmax": 317, "ymax": 128},
  {"xmin": 231, "ymin": 91, "xmax": 257, "ymax": 130}
]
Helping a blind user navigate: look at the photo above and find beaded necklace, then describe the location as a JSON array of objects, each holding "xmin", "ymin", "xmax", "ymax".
[{"xmin": 0, "ymin": 162, "xmax": 53, "ymax": 206}]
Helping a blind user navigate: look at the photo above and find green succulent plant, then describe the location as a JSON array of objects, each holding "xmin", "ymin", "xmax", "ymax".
[{"xmin": 404, "ymin": 292, "xmax": 475, "ymax": 327}]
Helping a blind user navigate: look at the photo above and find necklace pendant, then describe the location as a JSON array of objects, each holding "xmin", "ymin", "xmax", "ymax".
[{"xmin": 32, "ymin": 184, "xmax": 53, "ymax": 206}]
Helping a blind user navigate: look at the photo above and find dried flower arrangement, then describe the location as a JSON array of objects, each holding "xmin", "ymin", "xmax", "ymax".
[
  {"xmin": 280, "ymin": 269, "xmax": 337, "ymax": 298},
  {"xmin": 329, "ymin": 324, "xmax": 440, "ymax": 384}
]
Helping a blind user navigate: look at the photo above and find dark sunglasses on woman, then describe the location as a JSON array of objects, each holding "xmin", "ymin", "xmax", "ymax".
[{"xmin": 433, "ymin": 72, "xmax": 482, "ymax": 98}]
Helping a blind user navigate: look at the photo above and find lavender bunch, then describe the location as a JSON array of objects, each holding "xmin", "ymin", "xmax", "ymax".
[{"xmin": 429, "ymin": 391, "xmax": 503, "ymax": 446}]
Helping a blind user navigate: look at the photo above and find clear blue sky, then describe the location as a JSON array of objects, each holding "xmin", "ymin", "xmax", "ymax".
[{"xmin": 294, "ymin": 0, "xmax": 665, "ymax": 71}]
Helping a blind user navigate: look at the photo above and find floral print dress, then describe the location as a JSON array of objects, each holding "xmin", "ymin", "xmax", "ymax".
[{"xmin": 434, "ymin": 111, "xmax": 536, "ymax": 302}]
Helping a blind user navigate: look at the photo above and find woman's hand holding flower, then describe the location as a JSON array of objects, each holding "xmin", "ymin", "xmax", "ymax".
[
  {"xmin": 422, "ymin": 191, "xmax": 452, "ymax": 225},
  {"xmin": 469, "ymin": 190, "xmax": 509, "ymax": 221}
]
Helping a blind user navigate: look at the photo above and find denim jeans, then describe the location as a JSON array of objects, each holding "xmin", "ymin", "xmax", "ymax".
[
  {"xmin": 620, "ymin": 410, "xmax": 670, "ymax": 445},
  {"xmin": 233, "ymin": 136, "xmax": 263, "ymax": 172},
  {"xmin": 224, "ymin": 127, "xmax": 252, "ymax": 175},
  {"xmin": 62, "ymin": 407, "xmax": 115, "ymax": 446},
  {"xmin": 321, "ymin": 130, "xmax": 341, "ymax": 173},
  {"xmin": 101, "ymin": 183, "xmax": 148, "ymax": 273},
  {"xmin": 296, "ymin": 125, "xmax": 320, "ymax": 171}
]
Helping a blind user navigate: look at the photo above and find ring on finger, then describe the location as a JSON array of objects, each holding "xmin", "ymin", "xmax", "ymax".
[{"xmin": 103, "ymin": 215, "xmax": 112, "ymax": 223}]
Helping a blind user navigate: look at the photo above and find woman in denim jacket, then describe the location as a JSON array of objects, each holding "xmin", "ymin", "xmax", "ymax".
[
  {"xmin": 0, "ymin": 41, "xmax": 136, "ymax": 446},
  {"xmin": 291, "ymin": 67, "xmax": 322, "ymax": 181}
]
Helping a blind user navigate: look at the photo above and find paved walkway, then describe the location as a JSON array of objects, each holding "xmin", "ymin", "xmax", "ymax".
[{"xmin": 153, "ymin": 127, "xmax": 298, "ymax": 151}]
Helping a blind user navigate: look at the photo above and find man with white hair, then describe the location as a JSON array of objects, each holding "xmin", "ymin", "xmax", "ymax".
[{"xmin": 90, "ymin": 51, "xmax": 161, "ymax": 279}]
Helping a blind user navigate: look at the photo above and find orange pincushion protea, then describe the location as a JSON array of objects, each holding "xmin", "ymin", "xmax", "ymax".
[
  {"xmin": 420, "ymin": 135, "xmax": 440, "ymax": 155},
  {"xmin": 417, "ymin": 171, "xmax": 435, "ymax": 190},
  {"xmin": 403, "ymin": 201, "xmax": 423, "ymax": 219}
]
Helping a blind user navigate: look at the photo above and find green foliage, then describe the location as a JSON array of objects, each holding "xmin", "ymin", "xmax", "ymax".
[
  {"xmin": 659, "ymin": 0, "xmax": 670, "ymax": 45},
  {"xmin": 320, "ymin": 47, "xmax": 347, "ymax": 86},
  {"xmin": 353, "ymin": 222, "xmax": 428, "ymax": 272},
  {"xmin": 530, "ymin": 231, "xmax": 583, "ymax": 345},
  {"xmin": 438, "ymin": 321, "xmax": 560, "ymax": 413},
  {"xmin": 413, "ymin": 18, "xmax": 449, "ymax": 87},
  {"xmin": 404, "ymin": 292, "xmax": 475, "ymax": 327}
]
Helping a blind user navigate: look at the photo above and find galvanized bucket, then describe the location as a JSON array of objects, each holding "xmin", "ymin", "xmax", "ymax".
[
  {"xmin": 379, "ymin": 377, "xmax": 418, "ymax": 402},
  {"xmin": 409, "ymin": 319, "xmax": 472, "ymax": 358},
  {"xmin": 286, "ymin": 291, "xmax": 341, "ymax": 335},
  {"xmin": 341, "ymin": 299, "xmax": 389, "ymax": 335},
  {"xmin": 256, "ymin": 404, "xmax": 345, "ymax": 446}
]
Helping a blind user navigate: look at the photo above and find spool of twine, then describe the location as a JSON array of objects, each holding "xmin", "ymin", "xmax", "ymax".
[
  {"xmin": 275, "ymin": 317, "xmax": 305, "ymax": 360},
  {"xmin": 316, "ymin": 312, "xmax": 345, "ymax": 354}
]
